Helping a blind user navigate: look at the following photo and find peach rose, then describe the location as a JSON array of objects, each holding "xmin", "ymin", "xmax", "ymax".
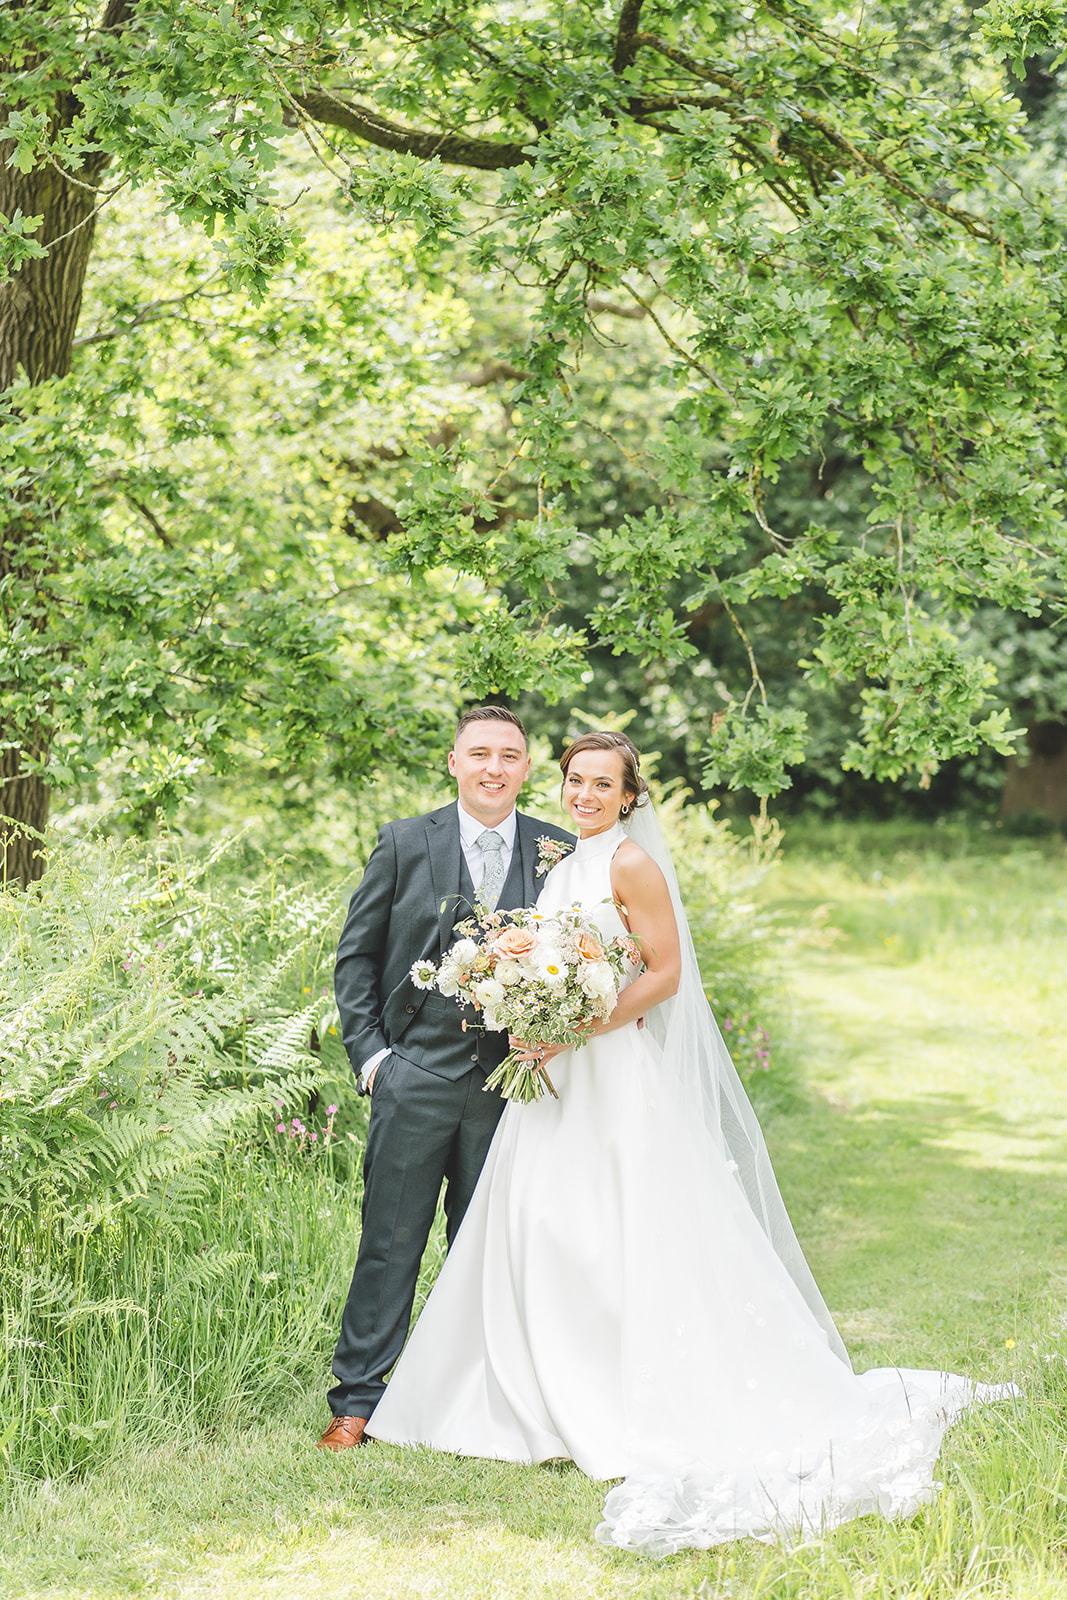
[
  {"xmin": 574, "ymin": 932, "xmax": 605, "ymax": 962},
  {"xmin": 493, "ymin": 926, "xmax": 538, "ymax": 960}
]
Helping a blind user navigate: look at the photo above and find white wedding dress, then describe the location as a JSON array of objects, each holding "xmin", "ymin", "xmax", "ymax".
[{"xmin": 368, "ymin": 820, "xmax": 1011, "ymax": 1553}]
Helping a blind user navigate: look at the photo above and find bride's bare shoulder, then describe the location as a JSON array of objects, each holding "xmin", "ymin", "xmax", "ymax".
[{"xmin": 610, "ymin": 836, "xmax": 668, "ymax": 895}]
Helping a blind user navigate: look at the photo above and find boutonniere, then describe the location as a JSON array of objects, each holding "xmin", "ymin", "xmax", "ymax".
[{"xmin": 536, "ymin": 836, "xmax": 573, "ymax": 877}]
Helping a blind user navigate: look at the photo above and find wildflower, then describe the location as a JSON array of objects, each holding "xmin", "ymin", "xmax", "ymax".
[
  {"xmin": 1005, "ymin": 1338, "xmax": 1016, "ymax": 1349},
  {"xmin": 310, "ymin": 1131, "xmax": 318, "ymax": 1142},
  {"xmin": 724, "ymin": 1018, "xmax": 733, "ymax": 1031},
  {"xmin": 409, "ymin": 960, "xmax": 438, "ymax": 989},
  {"xmin": 326, "ymin": 1105, "xmax": 338, "ymax": 1117},
  {"xmin": 276, "ymin": 1122, "xmax": 286, "ymax": 1133}
]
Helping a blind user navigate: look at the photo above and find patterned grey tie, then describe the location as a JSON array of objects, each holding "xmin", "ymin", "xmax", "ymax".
[{"xmin": 476, "ymin": 829, "xmax": 505, "ymax": 909}]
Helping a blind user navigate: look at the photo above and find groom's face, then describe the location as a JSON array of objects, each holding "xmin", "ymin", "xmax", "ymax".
[{"xmin": 449, "ymin": 721, "xmax": 530, "ymax": 826}]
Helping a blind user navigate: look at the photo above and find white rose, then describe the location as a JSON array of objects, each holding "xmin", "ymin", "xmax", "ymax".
[
  {"xmin": 580, "ymin": 961, "xmax": 615, "ymax": 1000},
  {"xmin": 473, "ymin": 978, "xmax": 506, "ymax": 1010},
  {"xmin": 495, "ymin": 959, "xmax": 522, "ymax": 987},
  {"xmin": 449, "ymin": 939, "xmax": 479, "ymax": 968}
]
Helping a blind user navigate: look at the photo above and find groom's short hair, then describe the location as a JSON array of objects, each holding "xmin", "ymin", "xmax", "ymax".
[{"xmin": 454, "ymin": 705, "xmax": 527, "ymax": 746}]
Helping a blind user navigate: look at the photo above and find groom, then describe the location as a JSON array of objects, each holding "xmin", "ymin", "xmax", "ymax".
[{"xmin": 318, "ymin": 705, "xmax": 574, "ymax": 1449}]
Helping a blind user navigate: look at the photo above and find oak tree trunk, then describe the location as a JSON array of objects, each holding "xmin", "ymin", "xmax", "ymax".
[
  {"xmin": 0, "ymin": 91, "xmax": 109, "ymax": 884},
  {"xmin": 999, "ymin": 719, "xmax": 1067, "ymax": 824}
]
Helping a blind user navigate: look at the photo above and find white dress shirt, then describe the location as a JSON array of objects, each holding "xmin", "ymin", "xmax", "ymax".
[{"xmin": 358, "ymin": 804, "xmax": 519, "ymax": 1089}]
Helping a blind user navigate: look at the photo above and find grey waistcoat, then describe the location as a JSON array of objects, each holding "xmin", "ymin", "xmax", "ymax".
[{"xmin": 388, "ymin": 840, "xmax": 528, "ymax": 1081}]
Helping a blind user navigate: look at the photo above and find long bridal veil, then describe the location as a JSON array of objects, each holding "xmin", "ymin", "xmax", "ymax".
[
  {"xmin": 598, "ymin": 800, "xmax": 1015, "ymax": 1554},
  {"xmin": 625, "ymin": 799, "xmax": 849, "ymax": 1366}
]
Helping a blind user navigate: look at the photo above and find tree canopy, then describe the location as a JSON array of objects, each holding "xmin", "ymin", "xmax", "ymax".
[{"xmin": 3, "ymin": 0, "xmax": 1067, "ymax": 876}]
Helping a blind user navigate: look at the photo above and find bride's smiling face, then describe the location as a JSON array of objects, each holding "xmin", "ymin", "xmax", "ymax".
[{"xmin": 562, "ymin": 750, "xmax": 635, "ymax": 837}]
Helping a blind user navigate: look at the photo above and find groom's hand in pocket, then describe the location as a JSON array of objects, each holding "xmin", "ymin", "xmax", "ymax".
[{"xmin": 366, "ymin": 1063, "xmax": 381, "ymax": 1093}]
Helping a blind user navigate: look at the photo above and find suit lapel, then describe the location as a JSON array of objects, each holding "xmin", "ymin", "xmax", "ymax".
[
  {"xmin": 515, "ymin": 812, "xmax": 541, "ymax": 905},
  {"xmin": 429, "ymin": 809, "xmax": 568, "ymax": 946},
  {"xmin": 426, "ymin": 803, "xmax": 464, "ymax": 955}
]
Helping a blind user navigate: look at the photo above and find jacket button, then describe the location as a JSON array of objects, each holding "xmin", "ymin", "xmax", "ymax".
[
  {"xmin": 405, "ymin": 1004, "xmax": 415, "ymax": 1013},
  {"xmin": 470, "ymin": 1052, "xmax": 478, "ymax": 1062}
]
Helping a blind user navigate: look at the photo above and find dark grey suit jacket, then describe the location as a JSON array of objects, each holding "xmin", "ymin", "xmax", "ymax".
[{"xmin": 335, "ymin": 802, "xmax": 574, "ymax": 1082}]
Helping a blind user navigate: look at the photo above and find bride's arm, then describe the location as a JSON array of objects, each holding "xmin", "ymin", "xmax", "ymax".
[
  {"xmin": 512, "ymin": 840, "xmax": 681, "ymax": 1066},
  {"xmin": 594, "ymin": 839, "xmax": 681, "ymax": 1033}
]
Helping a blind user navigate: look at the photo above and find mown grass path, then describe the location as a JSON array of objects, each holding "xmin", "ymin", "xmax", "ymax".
[
  {"xmin": 764, "ymin": 825, "xmax": 1067, "ymax": 1381},
  {"xmin": 4, "ymin": 823, "xmax": 1067, "ymax": 1600}
]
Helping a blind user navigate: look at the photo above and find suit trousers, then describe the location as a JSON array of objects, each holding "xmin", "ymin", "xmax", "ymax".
[{"xmin": 327, "ymin": 1051, "xmax": 505, "ymax": 1418}]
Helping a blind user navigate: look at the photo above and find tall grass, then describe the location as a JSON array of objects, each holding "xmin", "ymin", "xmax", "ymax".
[{"xmin": 0, "ymin": 829, "xmax": 358, "ymax": 1478}]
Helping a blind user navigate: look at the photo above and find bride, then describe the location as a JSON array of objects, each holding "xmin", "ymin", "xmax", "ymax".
[{"xmin": 367, "ymin": 730, "xmax": 1010, "ymax": 1553}]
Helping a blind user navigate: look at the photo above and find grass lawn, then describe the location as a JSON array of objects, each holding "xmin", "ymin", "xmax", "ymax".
[
  {"xmin": 4, "ymin": 819, "xmax": 1067, "ymax": 1599},
  {"xmin": 762, "ymin": 819, "xmax": 1067, "ymax": 1379}
]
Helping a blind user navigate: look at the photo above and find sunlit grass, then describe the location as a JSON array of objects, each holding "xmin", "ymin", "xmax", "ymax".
[
  {"xmin": 760, "ymin": 821, "xmax": 1067, "ymax": 1375},
  {"xmin": 5, "ymin": 1372, "xmax": 1067, "ymax": 1599}
]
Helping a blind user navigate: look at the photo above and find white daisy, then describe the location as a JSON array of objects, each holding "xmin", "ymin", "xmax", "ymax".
[{"xmin": 533, "ymin": 955, "xmax": 569, "ymax": 987}]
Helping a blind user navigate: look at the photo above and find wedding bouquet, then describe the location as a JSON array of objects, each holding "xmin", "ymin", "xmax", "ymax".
[{"xmin": 410, "ymin": 905, "xmax": 642, "ymax": 1103}]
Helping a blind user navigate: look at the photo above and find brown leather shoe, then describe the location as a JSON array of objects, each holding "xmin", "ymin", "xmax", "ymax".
[{"xmin": 316, "ymin": 1415, "xmax": 370, "ymax": 1451}]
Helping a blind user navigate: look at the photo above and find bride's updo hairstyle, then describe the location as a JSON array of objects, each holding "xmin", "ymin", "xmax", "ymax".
[{"xmin": 559, "ymin": 731, "xmax": 650, "ymax": 820}]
